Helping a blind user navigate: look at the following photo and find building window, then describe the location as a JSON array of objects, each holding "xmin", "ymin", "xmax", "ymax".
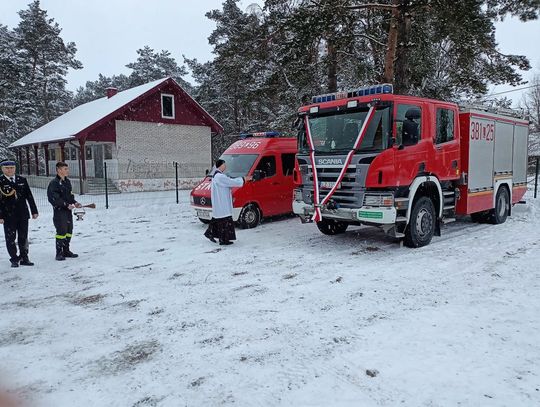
[
  {"xmin": 69, "ymin": 147, "xmax": 77, "ymax": 161},
  {"xmin": 104, "ymin": 144, "xmax": 113, "ymax": 160},
  {"xmin": 436, "ymin": 108, "xmax": 455, "ymax": 144},
  {"xmin": 85, "ymin": 146, "xmax": 93, "ymax": 160},
  {"xmin": 49, "ymin": 148, "xmax": 56, "ymax": 161},
  {"xmin": 161, "ymin": 94, "xmax": 174, "ymax": 119}
]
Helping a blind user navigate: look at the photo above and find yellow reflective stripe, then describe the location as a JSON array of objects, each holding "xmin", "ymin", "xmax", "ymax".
[
  {"xmin": 66, "ymin": 233, "xmax": 72, "ymax": 238},
  {"xmin": 56, "ymin": 234, "xmax": 67, "ymax": 239}
]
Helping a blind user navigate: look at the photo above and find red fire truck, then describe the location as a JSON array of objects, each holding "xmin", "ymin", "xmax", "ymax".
[
  {"xmin": 190, "ymin": 132, "xmax": 297, "ymax": 228},
  {"xmin": 292, "ymin": 84, "xmax": 529, "ymax": 247}
]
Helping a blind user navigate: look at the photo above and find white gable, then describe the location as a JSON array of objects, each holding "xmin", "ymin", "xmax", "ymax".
[{"xmin": 10, "ymin": 78, "xmax": 169, "ymax": 148}]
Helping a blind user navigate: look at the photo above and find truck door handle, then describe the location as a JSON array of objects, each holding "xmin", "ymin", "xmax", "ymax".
[{"xmin": 272, "ymin": 182, "xmax": 280, "ymax": 185}]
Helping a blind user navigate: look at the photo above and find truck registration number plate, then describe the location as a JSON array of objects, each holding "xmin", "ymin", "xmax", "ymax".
[
  {"xmin": 196, "ymin": 210, "xmax": 211, "ymax": 220},
  {"xmin": 320, "ymin": 181, "xmax": 340, "ymax": 189}
]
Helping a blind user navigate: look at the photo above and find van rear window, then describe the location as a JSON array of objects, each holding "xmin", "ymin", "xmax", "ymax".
[{"xmin": 220, "ymin": 154, "xmax": 258, "ymax": 178}]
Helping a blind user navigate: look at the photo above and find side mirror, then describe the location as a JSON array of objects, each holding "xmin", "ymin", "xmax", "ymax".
[{"xmin": 252, "ymin": 170, "xmax": 266, "ymax": 181}]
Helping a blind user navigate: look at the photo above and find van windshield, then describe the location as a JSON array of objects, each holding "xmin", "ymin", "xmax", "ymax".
[{"xmin": 220, "ymin": 154, "xmax": 258, "ymax": 178}]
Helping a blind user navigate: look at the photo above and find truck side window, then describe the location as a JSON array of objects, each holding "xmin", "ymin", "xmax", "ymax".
[
  {"xmin": 256, "ymin": 156, "xmax": 276, "ymax": 178},
  {"xmin": 281, "ymin": 153, "xmax": 295, "ymax": 176},
  {"xmin": 396, "ymin": 104, "xmax": 421, "ymax": 146},
  {"xmin": 436, "ymin": 108, "xmax": 455, "ymax": 144}
]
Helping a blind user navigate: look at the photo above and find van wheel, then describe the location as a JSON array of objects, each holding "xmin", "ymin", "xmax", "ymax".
[
  {"xmin": 239, "ymin": 204, "xmax": 260, "ymax": 229},
  {"xmin": 404, "ymin": 196, "xmax": 435, "ymax": 248},
  {"xmin": 316, "ymin": 219, "xmax": 348, "ymax": 235},
  {"xmin": 199, "ymin": 218, "xmax": 210, "ymax": 224},
  {"xmin": 490, "ymin": 186, "xmax": 509, "ymax": 224}
]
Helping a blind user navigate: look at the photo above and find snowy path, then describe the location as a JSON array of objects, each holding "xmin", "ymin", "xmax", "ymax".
[{"xmin": 1, "ymin": 191, "xmax": 539, "ymax": 406}]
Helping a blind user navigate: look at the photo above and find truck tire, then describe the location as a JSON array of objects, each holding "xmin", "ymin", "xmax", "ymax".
[
  {"xmin": 198, "ymin": 218, "xmax": 211, "ymax": 224},
  {"xmin": 239, "ymin": 204, "xmax": 261, "ymax": 229},
  {"xmin": 404, "ymin": 196, "xmax": 436, "ymax": 248},
  {"xmin": 490, "ymin": 186, "xmax": 509, "ymax": 224},
  {"xmin": 316, "ymin": 219, "xmax": 348, "ymax": 235}
]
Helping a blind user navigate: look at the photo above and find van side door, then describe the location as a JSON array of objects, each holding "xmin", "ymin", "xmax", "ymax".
[{"xmin": 252, "ymin": 155, "xmax": 280, "ymax": 216}]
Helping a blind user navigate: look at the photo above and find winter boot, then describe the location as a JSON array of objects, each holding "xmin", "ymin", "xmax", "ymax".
[
  {"xmin": 19, "ymin": 256, "xmax": 34, "ymax": 266},
  {"xmin": 55, "ymin": 239, "xmax": 66, "ymax": 261},
  {"xmin": 63, "ymin": 238, "xmax": 78, "ymax": 258},
  {"xmin": 10, "ymin": 258, "xmax": 19, "ymax": 268}
]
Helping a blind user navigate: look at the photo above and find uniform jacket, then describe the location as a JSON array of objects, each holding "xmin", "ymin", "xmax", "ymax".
[
  {"xmin": 0, "ymin": 174, "xmax": 38, "ymax": 221},
  {"xmin": 211, "ymin": 171, "xmax": 245, "ymax": 219},
  {"xmin": 47, "ymin": 176, "xmax": 77, "ymax": 211}
]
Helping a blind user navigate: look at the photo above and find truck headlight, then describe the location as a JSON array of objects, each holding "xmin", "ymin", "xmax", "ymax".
[
  {"xmin": 364, "ymin": 193, "xmax": 394, "ymax": 207},
  {"xmin": 190, "ymin": 195, "xmax": 194, "ymax": 205}
]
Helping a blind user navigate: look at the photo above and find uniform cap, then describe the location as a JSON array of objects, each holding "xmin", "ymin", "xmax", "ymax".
[{"xmin": 0, "ymin": 159, "xmax": 16, "ymax": 167}]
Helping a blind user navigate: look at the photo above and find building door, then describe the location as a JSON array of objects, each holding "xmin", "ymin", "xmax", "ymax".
[{"xmin": 94, "ymin": 145, "xmax": 104, "ymax": 178}]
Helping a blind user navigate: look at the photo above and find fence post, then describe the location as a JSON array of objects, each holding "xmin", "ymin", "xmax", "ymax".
[
  {"xmin": 535, "ymin": 157, "xmax": 539, "ymax": 199},
  {"xmin": 104, "ymin": 161, "xmax": 109, "ymax": 209},
  {"xmin": 175, "ymin": 161, "xmax": 179, "ymax": 204}
]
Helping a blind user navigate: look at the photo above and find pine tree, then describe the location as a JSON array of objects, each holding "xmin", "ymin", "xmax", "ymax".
[
  {"xmin": 0, "ymin": 24, "xmax": 23, "ymax": 157},
  {"xmin": 73, "ymin": 73, "xmax": 130, "ymax": 106},
  {"xmin": 126, "ymin": 46, "xmax": 191, "ymax": 91},
  {"xmin": 14, "ymin": 0, "xmax": 82, "ymax": 133},
  {"xmin": 74, "ymin": 46, "xmax": 192, "ymax": 106}
]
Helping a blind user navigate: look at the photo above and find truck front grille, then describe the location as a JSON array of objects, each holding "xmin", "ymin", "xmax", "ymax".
[{"xmin": 308, "ymin": 165, "xmax": 359, "ymax": 208}]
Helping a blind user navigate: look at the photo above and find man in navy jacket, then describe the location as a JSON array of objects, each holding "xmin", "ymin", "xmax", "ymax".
[{"xmin": 0, "ymin": 159, "xmax": 39, "ymax": 268}]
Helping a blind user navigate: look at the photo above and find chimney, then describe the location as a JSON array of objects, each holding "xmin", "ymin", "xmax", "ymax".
[{"xmin": 106, "ymin": 87, "xmax": 118, "ymax": 98}]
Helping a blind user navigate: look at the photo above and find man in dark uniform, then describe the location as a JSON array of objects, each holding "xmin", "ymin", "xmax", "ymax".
[
  {"xmin": 0, "ymin": 159, "xmax": 39, "ymax": 268},
  {"xmin": 47, "ymin": 162, "xmax": 81, "ymax": 261}
]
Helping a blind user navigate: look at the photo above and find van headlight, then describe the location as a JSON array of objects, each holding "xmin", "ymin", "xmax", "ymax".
[{"xmin": 190, "ymin": 195, "xmax": 194, "ymax": 204}]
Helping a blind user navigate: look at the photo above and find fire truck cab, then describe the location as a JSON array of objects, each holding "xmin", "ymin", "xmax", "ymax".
[
  {"xmin": 191, "ymin": 132, "xmax": 297, "ymax": 228},
  {"xmin": 293, "ymin": 84, "xmax": 529, "ymax": 247}
]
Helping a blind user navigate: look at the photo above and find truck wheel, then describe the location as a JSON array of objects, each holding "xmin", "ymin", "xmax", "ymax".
[
  {"xmin": 239, "ymin": 204, "xmax": 260, "ymax": 229},
  {"xmin": 404, "ymin": 196, "xmax": 436, "ymax": 248},
  {"xmin": 199, "ymin": 218, "xmax": 211, "ymax": 224},
  {"xmin": 490, "ymin": 187, "xmax": 509, "ymax": 224},
  {"xmin": 316, "ymin": 219, "xmax": 348, "ymax": 235}
]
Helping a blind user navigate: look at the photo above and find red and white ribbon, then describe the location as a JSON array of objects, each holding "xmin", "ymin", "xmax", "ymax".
[{"xmin": 304, "ymin": 106, "xmax": 376, "ymax": 222}]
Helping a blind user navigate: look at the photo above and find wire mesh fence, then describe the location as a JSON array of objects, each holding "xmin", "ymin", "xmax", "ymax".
[
  {"xmin": 20, "ymin": 160, "xmax": 211, "ymax": 211},
  {"xmin": 16, "ymin": 156, "xmax": 540, "ymax": 213}
]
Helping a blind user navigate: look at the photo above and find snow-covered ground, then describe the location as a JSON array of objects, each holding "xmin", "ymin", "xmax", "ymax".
[{"xmin": 1, "ymin": 189, "xmax": 539, "ymax": 407}]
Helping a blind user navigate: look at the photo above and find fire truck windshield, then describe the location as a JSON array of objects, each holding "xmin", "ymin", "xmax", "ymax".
[
  {"xmin": 220, "ymin": 154, "xmax": 258, "ymax": 178},
  {"xmin": 299, "ymin": 106, "xmax": 391, "ymax": 154}
]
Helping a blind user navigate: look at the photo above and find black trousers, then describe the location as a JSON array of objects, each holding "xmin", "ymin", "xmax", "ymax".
[
  {"xmin": 53, "ymin": 209, "xmax": 73, "ymax": 244},
  {"xmin": 3, "ymin": 217, "xmax": 29, "ymax": 261},
  {"xmin": 205, "ymin": 216, "xmax": 237, "ymax": 243}
]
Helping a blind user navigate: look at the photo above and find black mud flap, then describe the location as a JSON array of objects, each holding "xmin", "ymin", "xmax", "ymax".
[{"xmin": 434, "ymin": 218, "xmax": 441, "ymax": 237}]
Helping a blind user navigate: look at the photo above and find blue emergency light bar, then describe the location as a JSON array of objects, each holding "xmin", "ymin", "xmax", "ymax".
[
  {"xmin": 239, "ymin": 131, "xmax": 281, "ymax": 139},
  {"xmin": 311, "ymin": 83, "xmax": 393, "ymax": 104}
]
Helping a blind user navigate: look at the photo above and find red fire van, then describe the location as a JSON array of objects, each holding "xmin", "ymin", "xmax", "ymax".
[{"xmin": 190, "ymin": 132, "xmax": 297, "ymax": 228}]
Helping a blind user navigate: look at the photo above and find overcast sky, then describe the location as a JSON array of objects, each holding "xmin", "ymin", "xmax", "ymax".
[{"xmin": 0, "ymin": 0, "xmax": 538, "ymax": 105}]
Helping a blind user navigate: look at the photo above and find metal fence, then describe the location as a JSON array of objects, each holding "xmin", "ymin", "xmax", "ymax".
[
  {"xmin": 20, "ymin": 157, "xmax": 540, "ymax": 212},
  {"xmin": 22, "ymin": 160, "xmax": 211, "ymax": 211}
]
